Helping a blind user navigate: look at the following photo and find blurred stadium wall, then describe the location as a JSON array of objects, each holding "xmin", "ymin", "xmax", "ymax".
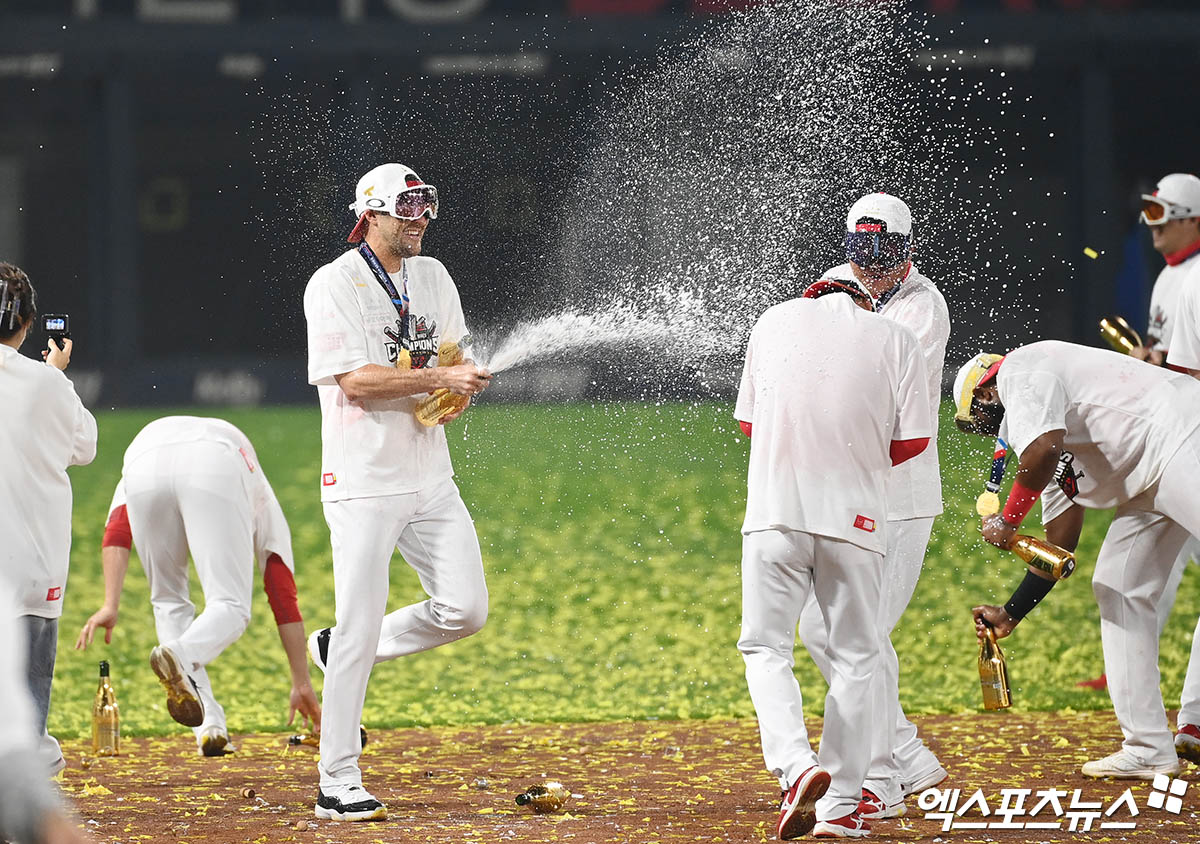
[{"xmin": 1, "ymin": 1, "xmax": 1197, "ymax": 406}]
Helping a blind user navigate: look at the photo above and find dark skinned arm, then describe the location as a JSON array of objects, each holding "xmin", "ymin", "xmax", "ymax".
[
  {"xmin": 973, "ymin": 499, "xmax": 1084, "ymax": 641},
  {"xmin": 980, "ymin": 429, "xmax": 1065, "ymax": 549}
]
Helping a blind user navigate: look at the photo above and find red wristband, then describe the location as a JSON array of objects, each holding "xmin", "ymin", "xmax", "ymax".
[{"xmin": 1001, "ymin": 480, "xmax": 1042, "ymax": 527}]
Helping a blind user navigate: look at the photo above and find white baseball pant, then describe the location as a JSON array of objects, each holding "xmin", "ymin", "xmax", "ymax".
[
  {"xmin": 1094, "ymin": 434, "xmax": 1200, "ymax": 766},
  {"xmin": 796, "ymin": 516, "xmax": 936, "ymax": 803},
  {"xmin": 739, "ymin": 528, "xmax": 883, "ymax": 821},
  {"xmin": 123, "ymin": 441, "xmax": 256, "ymax": 736},
  {"xmin": 318, "ymin": 479, "xmax": 487, "ymax": 789},
  {"xmin": 1156, "ymin": 538, "xmax": 1200, "ymax": 727}
]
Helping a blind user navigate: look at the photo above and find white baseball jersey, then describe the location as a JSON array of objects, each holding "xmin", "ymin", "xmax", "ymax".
[
  {"xmin": 1161, "ymin": 253, "xmax": 1200, "ymax": 368},
  {"xmin": 735, "ymin": 293, "xmax": 932, "ymax": 554},
  {"xmin": 107, "ymin": 416, "xmax": 294, "ymax": 573},
  {"xmin": 991, "ymin": 341, "xmax": 1200, "ymax": 523},
  {"xmin": 823, "ymin": 263, "xmax": 948, "ymax": 519},
  {"xmin": 304, "ymin": 250, "xmax": 467, "ymax": 502},
  {"xmin": 0, "ymin": 345, "xmax": 97, "ymax": 618},
  {"xmin": 1145, "ymin": 258, "xmax": 1197, "ymax": 352}
]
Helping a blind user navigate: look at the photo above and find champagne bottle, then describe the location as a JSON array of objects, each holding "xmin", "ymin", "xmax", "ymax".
[
  {"xmin": 1011, "ymin": 535, "xmax": 1076, "ymax": 580},
  {"xmin": 288, "ymin": 725, "xmax": 368, "ymax": 748},
  {"xmin": 1099, "ymin": 315, "xmax": 1142, "ymax": 354},
  {"xmin": 92, "ymin": 661, "xmax": 120, "ymax": 757},
  {"xmin": 978, "ymin": 625, "xmax": 1012, "ymax": 710},
  {"xmin": 515, "ymin": 781, "xmax": 569, "ymax": 814},
  {"xmin": 414, "ymin": 339, "xmax": 471, "ymax": 427}
]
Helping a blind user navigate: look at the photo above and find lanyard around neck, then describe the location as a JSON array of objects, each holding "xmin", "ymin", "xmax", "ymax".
[{"xmin": 357, "ymin": 243, "xmax": 410, "ymax": 338}]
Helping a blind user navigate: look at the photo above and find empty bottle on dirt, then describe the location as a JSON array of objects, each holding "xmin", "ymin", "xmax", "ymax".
[
  {"xmin": 978, "ymin": 626, "xmax": 1012, "ymax": 711},
  {"xmin": 515, "ymin": 781, "xmax": 569, "ymax": 813},
  {"xmin": 288, "ymin": 725, "xmax": 368, "ymax": 748},
  {"xmin": 92, "ymin": 661, "xmax": 120, "ymax": 756}
]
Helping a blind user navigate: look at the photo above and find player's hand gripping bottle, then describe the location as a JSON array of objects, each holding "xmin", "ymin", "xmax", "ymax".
[
  {"xmin": 92, "ymin": 660, "xmax": 120, "ymax": 756},
  {"xmin": 978, "ymin": 625, "xmax": 1012, "ymax": 710},
  {"xmin": 414, "ymin": 339, "xmax": 472, "ymax": 426},
  {"xmin": 515, "ymin": 781, "xmax": 569, "ymax": 813},
  {"xmin": 1099, "ymin": 315, "xmax": 1142, "ymax": 354}
]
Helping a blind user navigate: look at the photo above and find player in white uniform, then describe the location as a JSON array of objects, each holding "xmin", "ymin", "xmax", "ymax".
[
  {"xmin": 1151, "ymin": 173, "xmax": 1200, "ymax": 761},
  {"xmin": 0, "ymin": 263, "xmax": 98, "ymax": 776},
  {"xmin": 303, "ymin": 163, "xmax": 492, "ymax": 821},
  {"xmin": 957, "ymin": 341, "xmax": 1200, "ymax": 778},
  {"xmin": 74, "ymin": 416, "xmax": 321, "ymax": 755},
  {"xmin": 795, "ymin": 194, "xmax": 950, "ymax": 818},
  {"xmin": 736, "ymin": 278, "xmax": 932, "ymax": 839}
]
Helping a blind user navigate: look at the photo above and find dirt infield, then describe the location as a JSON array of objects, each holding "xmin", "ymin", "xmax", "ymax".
[{"xmin": 60, "ymin": 712, "xmax": 1197, "ymax": 843}]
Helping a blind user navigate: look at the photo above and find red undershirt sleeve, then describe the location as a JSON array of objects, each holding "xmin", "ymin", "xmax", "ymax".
[
  {"xmin": 889, "ymin": 437, "xmax": 929, "ymax": 466},
  {"xmin": 102, "ymin": 505, "xmax": 133, "ymax": 549},
  {"xmin": 739, "ymin": 420, "xmax": 752, "ymax": 438},
  {"xmin": 263, "ymin": 553, "xmax": 302, "ymax": 625}
]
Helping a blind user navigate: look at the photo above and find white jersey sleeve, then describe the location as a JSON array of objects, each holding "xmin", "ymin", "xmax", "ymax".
[
  {"xmin": 107, "ymin": 481, "xmax": 126, "ymax": 520},
  {"xmin": 892, "ymin": 329, "xmax": 933, "ymax": 442},
  {"xmin": 304, "ymin": 265, "xmax": 372, "ymax": 387},
  {"xmin": 441, "ymin": 265, "xmax": 468, "ymax": 346},
  {"xmin": 69, "ymin": 390, "xmax": 98, "ymax": 467},
  {"xmin": 1166, "ymin": 264, "xmax": 1200, "ymax": 371},
  {"xmin": 734, "ymin": 329, "xmax": 756, "ymax": 423}
]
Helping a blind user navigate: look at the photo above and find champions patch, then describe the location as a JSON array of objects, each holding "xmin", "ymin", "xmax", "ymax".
[
  {"xmin": 853, "ymin": 515, "xmax": 877, "ymax": 532},
  {"xmin": 322, "ymin": 473, "xmax": 337, "ymax": 487},
  {"xmin": 46, "ymin": 587, "xmax": 62, "ymax": 601}
]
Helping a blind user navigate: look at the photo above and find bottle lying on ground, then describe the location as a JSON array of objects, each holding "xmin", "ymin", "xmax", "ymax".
[
  {"xmin": 414, "ymin": 339, "xmax": 471, "ymax": 426},
  {"xmin": 92, "ymin": 660, "xmax": 120, "ymax": 757},
  {"xmin": 1099, "ymin": 315, "xmax": 1142, "ymax": 354},
  {"xmin": 515, "ymin": 781, "xmax": 569, "ymax": 814},
  {"xmin": 288, "ymin": 725, "xmax": 368, "ymax": 748},
  {"xmin": 978, "ymin": 625, "xmax": 1012, "ymax": 711}
]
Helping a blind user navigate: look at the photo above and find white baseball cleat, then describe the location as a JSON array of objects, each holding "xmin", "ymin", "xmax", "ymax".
[
  {"xmin": 197, "ymin": 726, "xmax": 236, "ymax": 757},
  {"xmin": 149, "ymin": 645, "xmax": 204, "ymax": 728},
  {"xmin": 777, "ymin": 765, "xmax": 831, "ymax": 840},
  {"xmin": 1081, "ymin": 749, "xmax": 1180, "ymax": 780},
  {"xmin": 1176, "ymin": 724, "xmax": 1200, "ymax": 764}
]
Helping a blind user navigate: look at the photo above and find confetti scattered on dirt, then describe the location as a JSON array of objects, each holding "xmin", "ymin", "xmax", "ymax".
[{"xmin": 61, "ymin": 712, "xmax": 1197, "ymax": 843}]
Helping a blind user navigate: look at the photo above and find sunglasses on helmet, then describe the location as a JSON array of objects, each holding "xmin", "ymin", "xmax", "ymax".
[{"xmin": 1140, "ymin": 195, "xmax": 1195, "ymax": 226}]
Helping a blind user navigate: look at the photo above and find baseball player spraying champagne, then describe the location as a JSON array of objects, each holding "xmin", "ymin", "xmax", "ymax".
[
  {"xmin": 303, "ymin": 163, "xmax": 491, "ymax": 821},
  {"xmin": 957, "ymin": 341, "xmax": 1200, "ymax": 778},
  {"xmin": 795, "ymin": 193, "xmax": 950, "ymax": 818},
  {"xmin": 736, "ymin": 277, "xmax": 932, "ymax": 839},
  {"xmin": 75, "ymin": 416, "xmax": 321, "ymax": 756}
]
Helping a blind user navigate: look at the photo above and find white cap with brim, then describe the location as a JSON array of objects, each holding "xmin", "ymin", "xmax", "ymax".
[
  {"xmin": 347, "ymin": 162, "xmax": 428, "ymax": 243},
  {"xmin": 1142, "ymin": 173, "xmax": 1200, "ymax": 221},
  {"xmin": 846, "ymin": 192, "xmax": 912, "ymax": 236}
]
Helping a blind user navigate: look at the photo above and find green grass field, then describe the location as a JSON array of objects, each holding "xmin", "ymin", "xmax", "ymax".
[{"xmin": 48, "ymin": 401, "xmax": 1200, "ymax": 740}]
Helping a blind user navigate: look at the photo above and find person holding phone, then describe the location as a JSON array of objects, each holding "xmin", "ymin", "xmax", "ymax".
[{"xmin": 0, "ymin": 262, "xmax": 98, "ymax": 774}]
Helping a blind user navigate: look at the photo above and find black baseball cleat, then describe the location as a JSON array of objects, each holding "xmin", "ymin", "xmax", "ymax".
[
  {"xmin": 308, "ymin": 627, "xmax": 330, "ymax": 673},
  {"xmin": 315, "ymin": 785, "xmax": 387, "ymax": 821}
]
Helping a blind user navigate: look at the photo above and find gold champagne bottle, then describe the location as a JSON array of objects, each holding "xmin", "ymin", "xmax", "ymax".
[
  {"xmin": 515, "ymin": 781, "xmax": 569, "ymax": 814},
  {"xmin": 1099, "ymin": 315, "xmax": 1143, "ymax": 354},
  {"xmin": 978, "ymin": 626, "xmax": 1012, "ymax": 710},
  {"xmin": 288, "ymin": 725, "xmax": 368, "ymax": 748},
  {"xmin": 1011, "ymin": 535, "xmax": 1076, "ymax": 580},
  {"xmin": 92, "ymin": 661, "xmax": 120, "ymax": 757},
  {"xmin": 414, "ymin": 340, "xmax": 471, "ymax": 427}
]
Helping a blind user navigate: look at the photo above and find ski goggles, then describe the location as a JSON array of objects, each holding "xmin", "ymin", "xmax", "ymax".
[
  {"xmin": 1140, "ymin": 195, "xmax": 1196, "ymax": 226},
  {"xmin": 353, "ymin": 185, "xmax": 439, "ymax": 221},
  {"xmin": 844, "ymin": 229, "xmax": 911, "ymax": 269}
]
